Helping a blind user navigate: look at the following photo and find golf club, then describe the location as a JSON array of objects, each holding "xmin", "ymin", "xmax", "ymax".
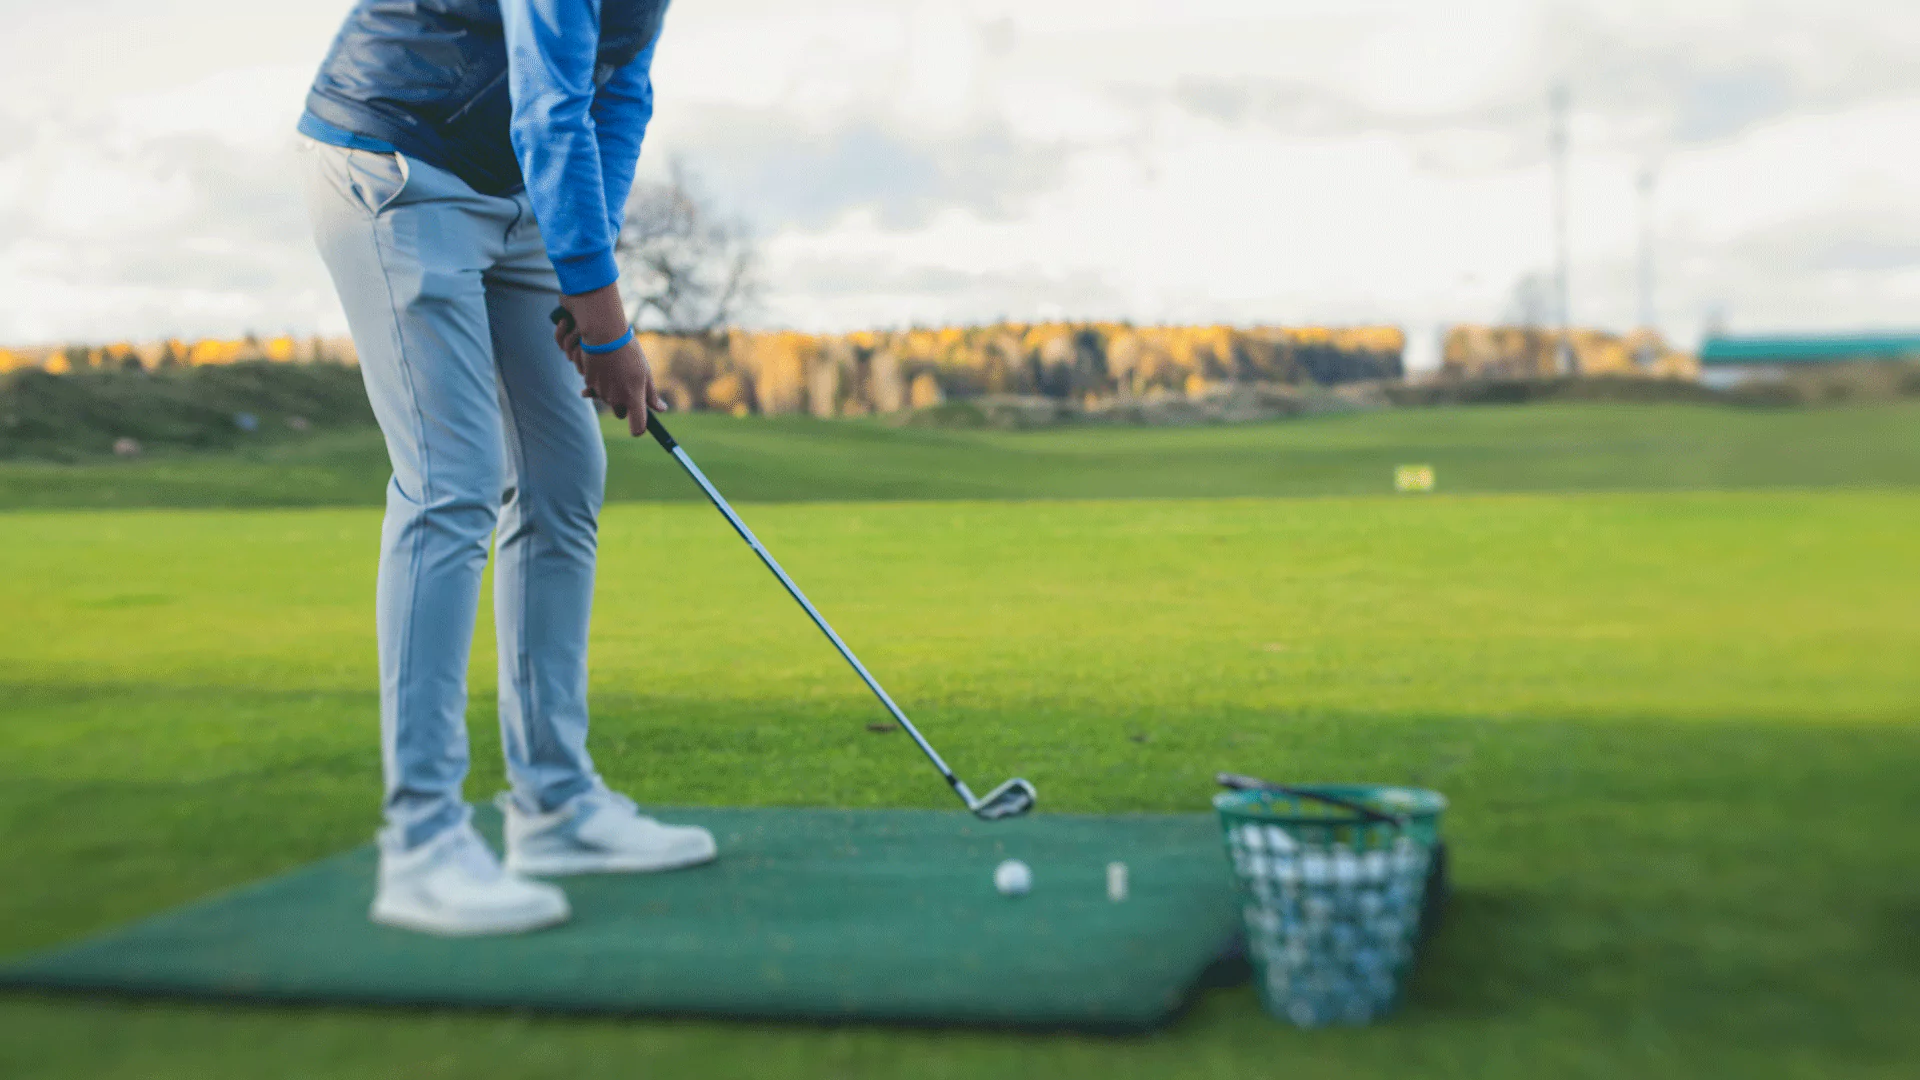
[{"xmin": 552, "ymin": 309, "xmax": 1035, "ymax": 820}]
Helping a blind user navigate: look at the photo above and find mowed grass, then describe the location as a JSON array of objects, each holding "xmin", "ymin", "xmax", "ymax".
[
  {"xmin": 2, "ymin": 400, "xmax": 1919, "ymax": 508},
  {"xmin": 2, "ymin": 481, "xmax": 1918, "ymax": 1077}
]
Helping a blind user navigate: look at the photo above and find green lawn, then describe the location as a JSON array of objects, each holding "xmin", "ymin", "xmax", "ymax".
[
  {"xmin": 3, "ymin": 401, "xmax": 1918, "ymax": 508},
  {"xmin": 2, "ymin": 404, "xmax": 1918, "ymax": 1078}
]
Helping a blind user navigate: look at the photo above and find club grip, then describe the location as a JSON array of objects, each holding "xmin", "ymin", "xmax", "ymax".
[
  {"xmin": 646, "ymin": 412, "xmax": 677, "ymax": 451},
  {"xmin": 553, "ymin": 307, "xmax": 678, "ymax": 450}
]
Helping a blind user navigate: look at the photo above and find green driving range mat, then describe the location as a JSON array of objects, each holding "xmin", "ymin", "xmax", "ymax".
[{"xmin": 0, "ymin": 807, "xmax": 1242, "ymax": 1030}]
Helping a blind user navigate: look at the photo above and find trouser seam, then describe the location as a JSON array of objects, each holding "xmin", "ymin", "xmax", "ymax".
[
  {"xmin": 496, "ymin": 360, "xmax": 545, "ymax": 801},
  {"xmin": 369, "ymin": 206, "xmax": 443, "ymax": 845}
]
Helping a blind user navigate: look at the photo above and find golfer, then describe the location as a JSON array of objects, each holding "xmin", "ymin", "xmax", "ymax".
[{"xmin": 297, "ymin": 0, "xmax": 714, "ymax": 937}]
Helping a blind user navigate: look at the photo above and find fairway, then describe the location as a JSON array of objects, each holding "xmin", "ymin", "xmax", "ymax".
[{"xmin": 2, "ymin": 480, "xmax": 1917, "ymax": 1077}]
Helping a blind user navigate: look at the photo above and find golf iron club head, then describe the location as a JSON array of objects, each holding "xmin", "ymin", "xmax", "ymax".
[{"xmin": 969, "ymin": 778, "xmax": 1037, "ymax": 820}]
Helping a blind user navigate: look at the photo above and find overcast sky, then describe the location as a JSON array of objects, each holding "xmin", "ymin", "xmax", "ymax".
[{"xmin": 1, "ymin": 0, "xmax": 1916, "ymax": 357}]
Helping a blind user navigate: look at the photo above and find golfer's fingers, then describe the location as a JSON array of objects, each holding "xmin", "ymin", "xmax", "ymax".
[
  {"xmin": 627, "ymin": 375, "xmax": 649, "ymax": 432},
  {"xmin": 635, "ymin": 370, "xmax": 667, "ymax": 419},
  {"xmin": 595, "ymin": 375, "xmax": 630, "ymax": 422}
]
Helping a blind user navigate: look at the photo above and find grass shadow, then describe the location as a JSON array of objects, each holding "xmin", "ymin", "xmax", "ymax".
[{"xmin": 1401, "ymin": 888, "xmax": 1569, "ymax": 1020}]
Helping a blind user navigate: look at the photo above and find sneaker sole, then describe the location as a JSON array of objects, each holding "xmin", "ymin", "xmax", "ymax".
[
  {"xmin": 507, "ymin": 841, "xmax": 718, "ymax": 878},
  {"xmin": 369, "ymin": 898, "xmax": 572, "ymax": 937}
]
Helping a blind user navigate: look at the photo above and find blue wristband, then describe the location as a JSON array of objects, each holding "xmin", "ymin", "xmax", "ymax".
[{"xmin": 579, "ymin": 327, "xmax": 635, "ymax": 355}]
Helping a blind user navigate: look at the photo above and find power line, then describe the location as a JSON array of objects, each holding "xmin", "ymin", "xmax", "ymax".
[
  {"xmin": 1637, "ymin": 164, "xmax": 1658, "ymax": 366},
  {"xmin": 1549, "ymin": 83, "xmax": 1573, "ymax": 376}
]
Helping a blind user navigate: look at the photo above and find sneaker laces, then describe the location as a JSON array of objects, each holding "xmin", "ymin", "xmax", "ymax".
[
  {"xmin": 578, "ymin": 779, "xmax": 641, "ymax": 819},
  {"xmin": 438, "ymin": 825, "xmax": 505, "ymax": 883}
]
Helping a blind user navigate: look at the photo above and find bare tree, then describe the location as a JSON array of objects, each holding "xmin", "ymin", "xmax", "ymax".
[{"xmin": 614, "ymin": 162, "xmax": 760, "ymax": 334}]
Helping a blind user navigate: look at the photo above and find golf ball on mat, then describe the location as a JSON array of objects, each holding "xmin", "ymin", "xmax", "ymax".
[{"xmin": 994, "ymin": 859, "xmax": 1032, "ymax": 896}]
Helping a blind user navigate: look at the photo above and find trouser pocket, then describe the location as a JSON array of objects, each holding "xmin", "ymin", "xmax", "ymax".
[{"xmin": 305, "ymin": 138, "xmax": 411, "ymax": 217}]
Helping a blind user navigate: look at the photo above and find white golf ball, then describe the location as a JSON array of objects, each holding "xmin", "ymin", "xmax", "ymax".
[{"xmin": 994, "ymin": 859, "xmax": 1032, "ymax": 896}]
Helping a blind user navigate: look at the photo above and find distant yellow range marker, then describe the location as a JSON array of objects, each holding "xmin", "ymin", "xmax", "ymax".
[{"xmin": 1395, "ymin": 464, "xmax": 1435, "ymax": 493}]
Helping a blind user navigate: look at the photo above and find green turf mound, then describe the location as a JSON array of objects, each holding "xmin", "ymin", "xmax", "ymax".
[{"xmin": 0, "ymin": 807, "xmax": 1242, "ymax": 1031}]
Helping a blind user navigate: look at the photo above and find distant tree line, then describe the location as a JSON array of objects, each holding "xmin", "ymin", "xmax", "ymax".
[
  {"xmin": 633, "ymin": 323, "xmax": 1406, "ymax": 418},
  {"xmin": 604, "ymin": 167, "xmax": 1404, "ymax": 417}
]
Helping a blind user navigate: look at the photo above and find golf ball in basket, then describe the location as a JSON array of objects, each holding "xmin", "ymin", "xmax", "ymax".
[{"xmin": 994, "ymin": 859, "xmax": 1032, "ymax": 896}]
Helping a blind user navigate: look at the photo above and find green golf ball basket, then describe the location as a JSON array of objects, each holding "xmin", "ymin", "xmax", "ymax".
[{"xmin": 1214, "ymin": 785, "xmax": 1447, "ymax": 1028}]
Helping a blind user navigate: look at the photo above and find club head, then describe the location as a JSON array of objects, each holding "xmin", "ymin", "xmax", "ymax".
[{"xmin": 970, "ymin": 778, "xmax": 1037, "ymax": 820}]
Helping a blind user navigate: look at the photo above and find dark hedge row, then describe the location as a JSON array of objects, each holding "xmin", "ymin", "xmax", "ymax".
[
  {"xmin": 8, "ymin": 358, "xmax": 1916, "ymax": 460},
  {"xmin": 0, "ymin": 362, "xmax": 375, "ymax": 461}
]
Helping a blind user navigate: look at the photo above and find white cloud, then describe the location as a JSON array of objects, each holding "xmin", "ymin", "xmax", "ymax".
[{"xmin": 1, "ymin": 0, "xmax": 1917, "ymax": 346}]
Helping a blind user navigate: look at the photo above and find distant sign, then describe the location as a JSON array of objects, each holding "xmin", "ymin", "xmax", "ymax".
[{"xmin": 1394, "ymin": 465, "xmax": 1435, "ymax": 493}]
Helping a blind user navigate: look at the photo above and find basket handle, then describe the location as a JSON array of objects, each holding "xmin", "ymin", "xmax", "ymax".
[{"xmin": 1216, "ymin": 772, "xmax": 1408, "ymax": 828}]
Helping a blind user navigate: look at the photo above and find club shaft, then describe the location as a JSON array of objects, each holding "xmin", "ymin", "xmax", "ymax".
[{"xmin": 661, "ymin": 443, "xmax": 976, "ymax": 807}]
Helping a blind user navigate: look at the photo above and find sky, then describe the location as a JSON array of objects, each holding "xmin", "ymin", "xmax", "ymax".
[{"xmin": 1, "ymin": 0, "xmax": 1916, "ymax": 361}]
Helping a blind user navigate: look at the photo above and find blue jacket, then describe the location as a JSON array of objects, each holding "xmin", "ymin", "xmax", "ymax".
[{"xmin": 300, "ymin": 0, "xmax": 669, "ymax": 295}]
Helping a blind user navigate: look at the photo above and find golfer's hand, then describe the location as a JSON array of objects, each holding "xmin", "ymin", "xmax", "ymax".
[
  {"xmin": 553, "ymin": 316, "xmax": 585, "ymax": 372},
  {"xmin": 582, "ymin": 339, "xmax": 668, "ymax": 436},
  {"xmin": 553, "ymin": 285, "xmax": 667, "ymax": 437}
]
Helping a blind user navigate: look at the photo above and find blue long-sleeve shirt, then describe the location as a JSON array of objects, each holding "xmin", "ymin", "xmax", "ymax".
[
  {"xmin": 501, "ymin": 1, "xmax": 657, "ymax": 295},
  {"xmin": 299, "ymin": 0, "xmax": 661, "ymax": 297}
]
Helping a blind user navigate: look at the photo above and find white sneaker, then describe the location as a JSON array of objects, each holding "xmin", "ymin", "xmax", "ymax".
[
  {"xmin": 370, "ymin": 822, "xmax": 571, "ymax": 936},
  {"xmin": 499, "ymin": 787, "xmax": 718, "ymax": 877}
]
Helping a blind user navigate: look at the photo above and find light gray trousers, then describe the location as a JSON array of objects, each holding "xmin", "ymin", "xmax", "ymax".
[{"xmin": 302, "ymin": 140, "xmax": 606, "ymax": 852}]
